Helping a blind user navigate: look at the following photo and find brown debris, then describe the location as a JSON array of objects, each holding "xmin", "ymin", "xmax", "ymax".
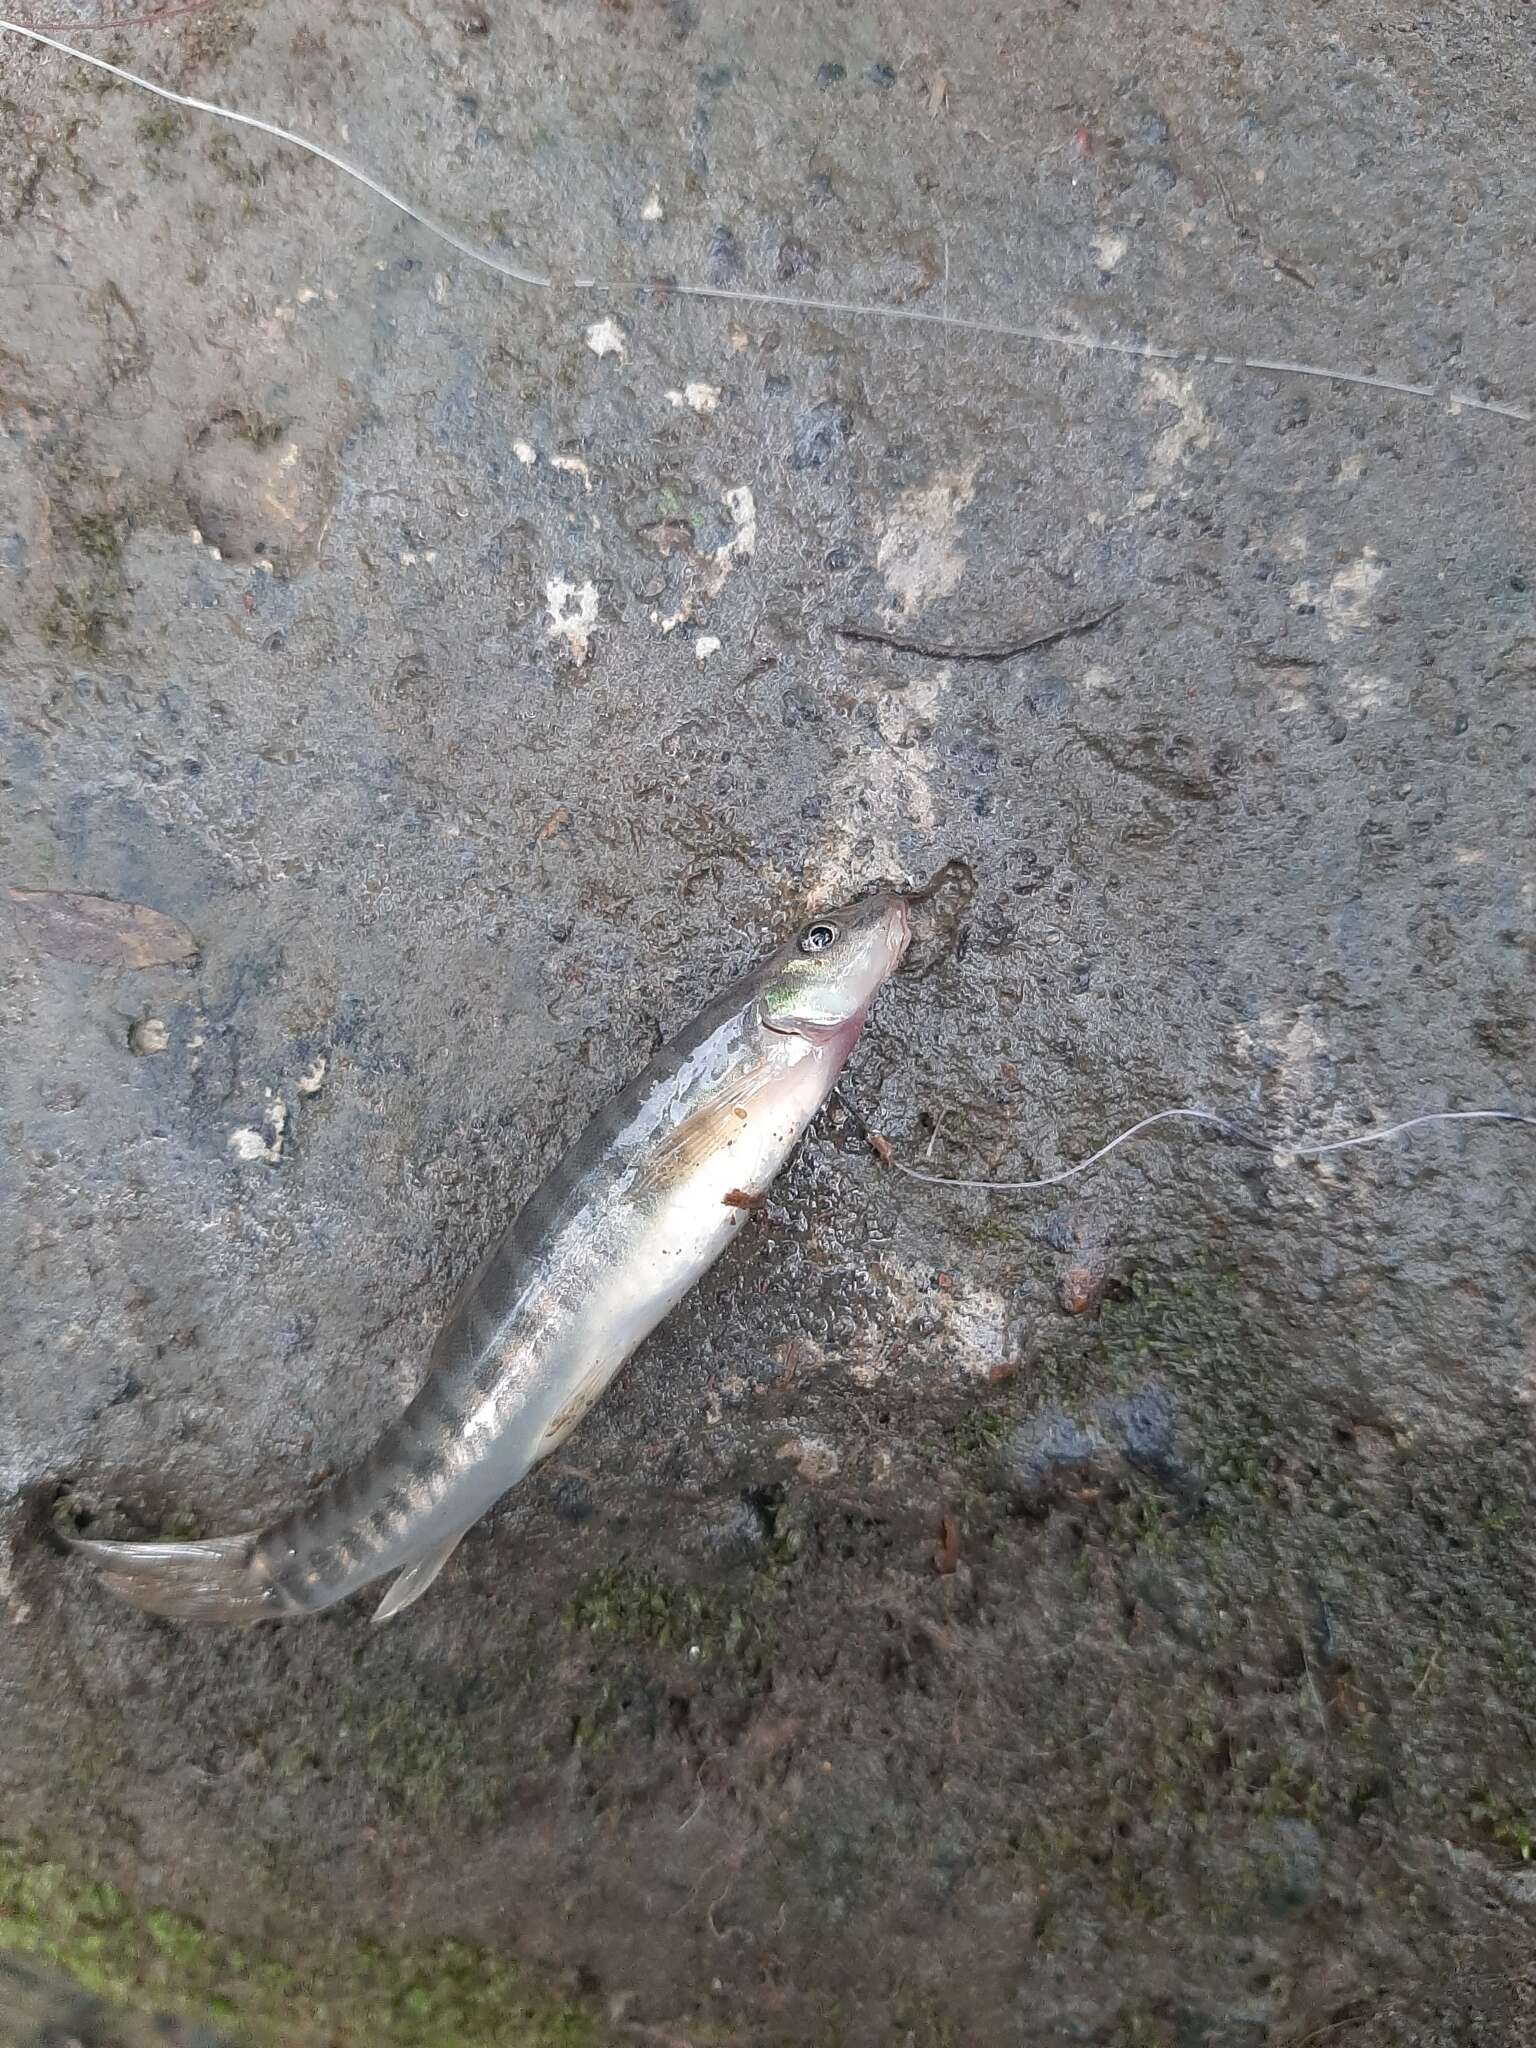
[
  {"xmin": 935, "ymin": 1514, "xmax": 960, "ymax": 1575},
  {"xmin": 7, "ymin": 889, "xmax": 198, "ymax": 969},
  {"xmin": 1059, "ymin": 1263, "xmax": 1105, "ymax": 1315},
  {"xmin": 866, "ymin": 1130, "xmax": 894, "ymax": 1167},
  {"xmin": 723, "ymin": 1188, "xmax": 766, "ymax": 1210}
]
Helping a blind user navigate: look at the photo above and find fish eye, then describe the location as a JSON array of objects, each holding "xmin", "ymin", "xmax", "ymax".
[{"xmin": 799, "ymin": 920, "xmax": 839, "ymax": 954}]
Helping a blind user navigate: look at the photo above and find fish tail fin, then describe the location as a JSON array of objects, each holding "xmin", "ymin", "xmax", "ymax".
[
  {"xmin": 65, "ymin": 1531, "xmax": 280, "ymax": 1625},
  {"xmin": 372, "ymin": 1530, "xmax": 466, "ymax": 1625}
]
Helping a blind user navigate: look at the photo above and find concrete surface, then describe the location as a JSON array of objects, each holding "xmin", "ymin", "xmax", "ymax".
[{"xmin": 2, "ymin": 1, "xmax": 1534, "ymax": 2043}]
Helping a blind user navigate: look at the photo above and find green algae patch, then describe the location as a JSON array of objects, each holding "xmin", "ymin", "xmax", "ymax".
[
  {"xmin": 0, "ymin": 1845, "xmax": 596, "ymax": 2047},
  {"xmin": 564, "ymin": 1561, "xmax": 771, "ymax": 1675}
]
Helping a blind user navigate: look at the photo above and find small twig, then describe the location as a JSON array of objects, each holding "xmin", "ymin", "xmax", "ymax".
[
  {"xmin": 1246, "ymin": 646, "xmax": 1326, "ymax": 669},
  {"xmin": 834, "ymin": 598, "xmax": 1122, "ymax": 664}
]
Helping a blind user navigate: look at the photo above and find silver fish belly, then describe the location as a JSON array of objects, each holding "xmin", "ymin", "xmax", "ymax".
[{"xmin": 64, "ymin": 889, "xmax": 909, "ymax": 1623}]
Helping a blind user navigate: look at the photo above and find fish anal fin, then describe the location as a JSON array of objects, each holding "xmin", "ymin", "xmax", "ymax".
[{"xmin": 372, "ymin": 1531, "xmax": 466, "ymax": 1624}]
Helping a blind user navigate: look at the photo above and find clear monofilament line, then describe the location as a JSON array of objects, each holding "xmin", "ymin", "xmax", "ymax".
[
  {"xmin": 1, "ymin": 20, "xmax": 1530, "ymax": 426},
  {"xmin": 886, "ymin": 1107, "xmax": 1536, "ymax": 1194}
]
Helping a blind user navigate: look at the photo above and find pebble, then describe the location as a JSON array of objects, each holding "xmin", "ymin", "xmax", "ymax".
[{"xmin": 791, "ymin": 400, "xmax": 849, "ymax": 471}]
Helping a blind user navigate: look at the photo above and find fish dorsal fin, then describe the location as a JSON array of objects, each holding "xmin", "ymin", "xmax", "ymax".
[{"xmin": 372, "ymin": 1531, "xmax": 466, "ymax": 1624}]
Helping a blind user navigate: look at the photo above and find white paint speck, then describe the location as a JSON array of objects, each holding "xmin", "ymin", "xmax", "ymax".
[
  {"xmin": 695, "ymin": 635, "xmax": 721, "ymax": 662},
  {"xmin": 640, "ymin": 185, "xmax": 664, "ymax": 222},
  {"xmin": 1137, "ymin": 365, "xmax": 1213, "ymax": 502},
  {"xmin": 430, "ymin": 272, "xmax": 450, "ymax": 305},
  {"xmin": 551, "ymin": 454, "xmax": 593, "ymax": 492},
  {"xmin": 876, "ymin": 465, "xmax": 977, "ymax": 616},
  {"xmin": 545, "ymin": 576, "xmax": 600, "ymax": 666},
  {"xmin": 651, "ymin": 487, "xmax": 759, "ymax": 638},
  {"xmin": 0, "ymin": 1552, "xmax": 31, "ymax": 1627},
  {"xmin": 513, "ymin": 440, "xmax": 538, "ymax": 466},
  {"xmin": 1323, "ymin": 549, "xmax": 1384, "ymax": 640},
  {"xmin": 807, "ymin": 664, "xmax": 953, "ymax": 891},
  {"xmin": 297, "ymin": 286, "xmax": 319, "ymax": 305},
  {"xmin": 228, "ymin": 1097, "xmax": 286, "ymax": 1165},
  {"xmin": 585, "ymin": 317, "xmax": 627, "ymax": 361},
  {"xmin": 1338, "ymin": 666, "xmax": 1395, "ymax": 713},
  {"xmin": 297, "ymin": 1056, "xmax": 327, "ymax": 1097},
  {"xmin": 666, "ymin": 381, "xmax": 722, "ymax": 415},
  {"xmin": 1089, "ymin": 229, "xmax": 1128, "ymax": 272},
  {"xmin": 717, "ymin": 485, "xmax": 756, "ymax": 564}
]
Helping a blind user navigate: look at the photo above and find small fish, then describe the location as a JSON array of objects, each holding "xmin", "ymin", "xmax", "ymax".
[{"xmin": 64, "ymin": 889, "xmax": 910, "ymax": 1624}]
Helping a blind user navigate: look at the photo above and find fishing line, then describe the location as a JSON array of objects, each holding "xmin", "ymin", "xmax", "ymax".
[
  {"xmin": 2, "ymin": 20, "xmax": 1531, "ymax": 426},
  {"xmin": 7, "ymin": 29, "xmax": 1532, "ymax": 1187},
  {"xmin": 872, "ymin": 1105, "xmax": 1536, "ymax": 1194}
]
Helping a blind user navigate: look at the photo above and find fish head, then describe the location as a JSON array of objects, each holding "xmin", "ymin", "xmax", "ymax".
[{"xmin": 757, "ymin": 888, "xmax": 910, "ymax": 1044}]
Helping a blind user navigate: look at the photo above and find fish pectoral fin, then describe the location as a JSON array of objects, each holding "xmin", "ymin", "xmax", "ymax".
[{"xmin": 372, "ymin": 1532, "xmax": 467, "ymax": 1625}]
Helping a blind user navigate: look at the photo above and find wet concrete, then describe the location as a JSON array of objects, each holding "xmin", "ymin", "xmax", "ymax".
[{"xmin": 1, "ymin": 1, "xmax": 1534, "ymax": 2043}]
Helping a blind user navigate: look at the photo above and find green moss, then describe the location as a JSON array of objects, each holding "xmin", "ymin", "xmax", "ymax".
[
  {"xmin": 69, "ymin": 509, "xmax": 126, "ymax": 565},
  {"xmin": 1111, "ymin": 2010, "xmax": 1174, "ymax": 2048},
  {"xmin": 363, "ymin": 1700, "xmax": 498, "ymax": 1825},
  {"xmin": 227, "ymin": 407, "xmax": 288, "ymax": 449},
  {"xmin": 1470, "ymin": 1791, "xmax": 1536, "ymax": 1863},
  {"xmin": 0, "ymin": 1843, "xmax": 596, "ymax": 2047},
  {"xmin": 136, "ymin": 109, "xmax": 188, "ymax": 149},
  {"xmin": 947, "ymin": 1405, "xmax": 1009, "ymax": 1463},
  {"xmin": 208, "ymin": 132, "xmax": 264, "ymax": 188},
  {"xmin": 40, "ymin": 589, "xmax": 126, "ymax": 655},
  {"xmin": 564, "ymin": 1562, "xmax": 770, "ymax": 1675}
]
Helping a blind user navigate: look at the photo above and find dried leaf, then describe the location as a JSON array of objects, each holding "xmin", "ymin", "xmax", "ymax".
[
  {"xmin": 537, "ymin": 806, "xmax": 572, "ymax": 843},
  {"xmin": 866, "ymin": 1130, "xmax": 894, "ymax": 1167},
  {"xmin": 723, "ymin": 1188, "xmax": 766, "ymax": 1210},
  {"xmin": 7, "ymin": 889, "xmax": 197, "ymax": 968},
  {"xmin": 927, "ymin": 70, "xmax": 949, "ymax": 118},
  {"xmin": 935, "ymin": 1513, "xmax": 960, "ymax": 1575}
]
